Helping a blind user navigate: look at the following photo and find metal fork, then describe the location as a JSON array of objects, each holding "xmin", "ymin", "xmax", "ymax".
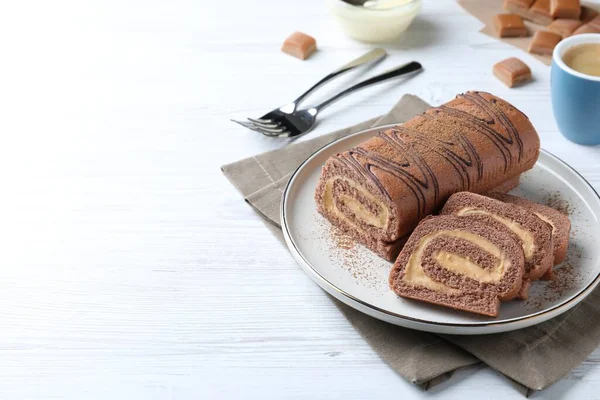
[
  {"xmin": 233, "ymin": 61, "xmax": 422, "ymax": 138},
  {"xmin": 231, "ymin": 48, "xmax": 386, "ymax": 131}
]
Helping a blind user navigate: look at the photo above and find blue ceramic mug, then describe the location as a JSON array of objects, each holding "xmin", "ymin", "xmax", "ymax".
[{"xmin": 551, "ymin": 34, "xmax": 600, "ymax": 146}]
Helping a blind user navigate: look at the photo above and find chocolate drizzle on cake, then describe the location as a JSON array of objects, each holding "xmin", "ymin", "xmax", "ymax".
[
  {"xmin": 333, "ymin": 91, "xmax": 525, "ymax": 210},
  {"xmin": 438, "ymin": 92, "xmax": 524, "ymax": 172},
  {"xmin": 463, "ymin": 92, "xmax": 524, "ymax": 161},
  {"xmin": 386, "ymin": 126, "xmax": 483, "ymax": 193}
]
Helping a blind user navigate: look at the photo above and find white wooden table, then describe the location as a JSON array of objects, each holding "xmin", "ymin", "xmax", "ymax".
[{"xmin": 2, "ymin": 0, "xmax": 600, "ymax": 398}]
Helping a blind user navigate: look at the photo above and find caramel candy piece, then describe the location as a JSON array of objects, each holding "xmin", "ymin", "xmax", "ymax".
[
  {"xmin": 530, "ymin": 0, "xmax": 554, "ymax": 25},
  {"xmin": 281, "ymin": 32, "xmax": 317, "ymax": 60},
  {"xmin": 547, "ymin": 18, "xmax": 583, "ymax": 37},
  {"xmin": 580, "ymin": 6, "xmax": 599, "ymax": 23},
  {"xmin": 528, "ymin": 30, "xmax": 562, "ymax": 55},
  {"xmin": 503, "ymin": 0, "xmax": 534, "ymax": 13},
  {"xmin": 572, "ymin": 23, "xmax": 600, "ymax": 35},
  {"xmin": 550, "ymin": 0, "xmax": 581, "ymax": 19},
  {"xmin": 494, "ymin": 14, "xmax": 528, "ymax": 37},
  {"xmin": 493, "ymin": 57, "xmax": 532, "ymax": 87},
  {"xmin": 504, "ymin": 0, "xmax": 535, "ymax": 20}
]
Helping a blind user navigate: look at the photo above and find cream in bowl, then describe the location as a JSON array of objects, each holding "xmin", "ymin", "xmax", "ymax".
[{"xmin": 328, "ymin": 0, "xmax": 421, "ymax": 43}]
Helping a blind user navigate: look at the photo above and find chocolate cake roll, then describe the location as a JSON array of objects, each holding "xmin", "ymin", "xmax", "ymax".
[
  {"xmin": 441, "ymin": 192, "xmax": 554, "ymax": 284},
  {"xmin": 389, "ymin": 215, "xmax": 525, "ymax": 317},
  {"xmin": 489, "ymin": 192, "xmax": 571, "ymax": 270},
  {"xmin": 315, "ymin": 91, "xmax": 540, "ymax": 261}
]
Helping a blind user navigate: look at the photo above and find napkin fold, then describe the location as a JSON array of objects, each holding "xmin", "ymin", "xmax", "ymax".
[{"xmin": 222, "ymin": 95, "xmax": 600, "ymax": 391}]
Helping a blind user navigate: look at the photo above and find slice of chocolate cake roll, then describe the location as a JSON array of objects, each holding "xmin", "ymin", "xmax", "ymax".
[
  {"xmin": 488, "ymin": 192, "xmax": 571, "ymax": 276},
  {"xmin": 315, "ymin": 91, "xmax": 540, "ymax": 261},
  {"xmin": 389, "ymin": 215, "xmax": 525, "ymax": 317},
  {"xmin": 441, "ymin": 192, "xmax": 554, "ymax": 287}
]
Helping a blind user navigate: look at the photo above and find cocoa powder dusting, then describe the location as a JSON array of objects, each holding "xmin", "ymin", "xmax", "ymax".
[
  {"xmin": 311, "ymin": 218, "xmax": 387, "ymax": 292},
  {"xmin": 526, "ymin": 254, "xmax": 584, "ymax": 310},
  {"xmin": 543, "ymin": 191, "xmax": 572, "ymax": 216},
  {"xmin": 331, "ymin": 227, "xmax": 355, "ymax": 250},
  {"xmin": 546, "ymin": 262, "xmax": 579, "ymax": 298}
]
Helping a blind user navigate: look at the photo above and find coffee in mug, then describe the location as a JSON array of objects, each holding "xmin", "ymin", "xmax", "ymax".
[
  {"xmin": 551, "ymin": 34, "xmax": 600, "ymax": 145},
  {"xmin": 563, "ymin": 43, "xmax": 600, "ymax": 77}
]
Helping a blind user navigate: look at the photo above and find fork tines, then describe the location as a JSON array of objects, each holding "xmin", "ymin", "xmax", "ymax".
[{"xmin": 231, "ymin": 119, "xmax": 290, "ymax": 137}]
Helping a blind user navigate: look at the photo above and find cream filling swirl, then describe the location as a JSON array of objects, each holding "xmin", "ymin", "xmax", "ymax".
[
  {"xmin": 455, "ymin": 207, "xmax": 535, "ymax": 260},
  {"xmin": 404, "ymin": 230, "xmax": 509, "ymax": 293},
  {"xmin": 323, "ymin": 177, "xmax": 389, "ymax": 232}
]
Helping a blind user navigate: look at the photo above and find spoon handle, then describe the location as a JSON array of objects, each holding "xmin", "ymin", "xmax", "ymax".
[
  {"xmin": 314, "ymin": 61, "xmax": 423, "ymax": 112},
  {"xmin": 292, "ymin": 48, "xmax": 387, "ymax": 105}
]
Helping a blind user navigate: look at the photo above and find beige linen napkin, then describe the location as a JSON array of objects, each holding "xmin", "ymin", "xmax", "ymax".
[{"xmin": 222, "ymin": 95, "xmax": 600, "ymax": 391}]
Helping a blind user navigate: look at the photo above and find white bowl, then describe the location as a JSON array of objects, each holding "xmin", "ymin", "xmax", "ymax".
[{"xmin": 328, "ymin": 0, "xmax": 421, "ymax": 43}]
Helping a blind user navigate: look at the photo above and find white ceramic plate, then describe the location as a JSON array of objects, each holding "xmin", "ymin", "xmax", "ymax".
[{"xmin": 281, "ymin": 125, "xmax": 600, "ymax": 335}]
